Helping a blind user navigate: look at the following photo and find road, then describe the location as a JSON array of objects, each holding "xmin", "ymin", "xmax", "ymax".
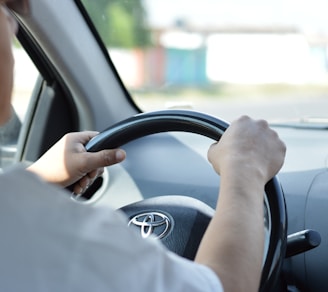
[
  {"xmin": 12, "ymin": 48, "xmax": 328, "ymax": 123},
  {"xmin": 137, "ymin": 93, "xmax": 328, "ymax": 123}
]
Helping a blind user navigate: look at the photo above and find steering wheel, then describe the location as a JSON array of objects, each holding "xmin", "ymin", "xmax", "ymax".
[{"xmin": 85, "ymin": 109, "xmax": 287, "ymax": 291}]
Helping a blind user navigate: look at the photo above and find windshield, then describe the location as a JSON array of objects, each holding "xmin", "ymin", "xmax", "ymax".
[{"xmin": 80, "ymin": 0, "xmax": 328, "ymax": 123}]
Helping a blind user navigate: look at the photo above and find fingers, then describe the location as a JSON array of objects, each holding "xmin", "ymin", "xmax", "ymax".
[
  {"xmin": 72, "ymin": 148, "xmax": 126, "ymax": 196},
  {"xmin": 75, "ymin": 150, "xmax": 125, "ymax": 193},
  {"xmin": 69, "ymin": 131, "xmax": 126, "ymax": 195},
  {"xmin": 82, "ymin": 148, "xmax": 126, "ymax": 172},
  {"xmin": 70, "ymin": 131, "xmax": 126, "ymax": 172},
  {"xmin": 207, "ymin": 115, "xmax": 286, "ymax": 180},
  {"xmin": 72, "ymin": 169, "xmax": 103, "ymax": 195},
  {"xmin": 75, "ymin": 131, "xmax": 100, "ymax": 144}
]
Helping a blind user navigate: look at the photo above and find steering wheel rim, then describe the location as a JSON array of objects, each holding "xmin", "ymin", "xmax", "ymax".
[{"xmin": 85, "ymin": 109, "xmax": 287, "ymax": 291}]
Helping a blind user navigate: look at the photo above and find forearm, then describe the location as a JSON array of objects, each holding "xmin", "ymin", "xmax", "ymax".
[{"xmin": 195, "ymin": 174, "xmax": 265, "ymax": 292}]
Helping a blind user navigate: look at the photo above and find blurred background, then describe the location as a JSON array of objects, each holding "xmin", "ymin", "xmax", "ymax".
[{"xmin": 13, "ymin": 0, "xmax": 328, "ymax": 122}]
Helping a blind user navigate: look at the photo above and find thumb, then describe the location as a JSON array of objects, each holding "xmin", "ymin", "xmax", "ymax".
[{"xmin": 83, "ymin": 149, "xmax": 126, "ymax": 172}]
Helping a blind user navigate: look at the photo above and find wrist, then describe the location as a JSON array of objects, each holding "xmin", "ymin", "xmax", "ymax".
[
  {"xmin": 219, "ymin": 169, "xmax": 266, "ymax": 205},
  {"xmin": 220, "ymin": 161, "xmax": 267, "ymax": 186}
]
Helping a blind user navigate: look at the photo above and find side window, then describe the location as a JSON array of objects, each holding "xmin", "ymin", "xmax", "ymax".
[{"xmin": 0, "ymin": 40, "xmax": 38, "ymax": 169}]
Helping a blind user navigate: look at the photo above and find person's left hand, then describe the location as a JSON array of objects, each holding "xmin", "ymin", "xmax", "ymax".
[{"xmin": 27, "ymin": 131, "xmax": 126, "ymax": 195}]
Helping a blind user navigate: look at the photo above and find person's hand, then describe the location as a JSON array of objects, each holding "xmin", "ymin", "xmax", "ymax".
[
  {"xmin": 195, "ymin": 116, "xmax": 286, "ymax": 292},
  {"xmin": 27, "ymin": 131, "xmax": 126, "ymax": 195},
  {"xmin": 207, "ymin": 115, "xmax": 286, "ymax": 185}
]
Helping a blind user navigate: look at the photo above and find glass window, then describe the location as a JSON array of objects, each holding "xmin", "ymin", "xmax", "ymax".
[
  {"xmin": 0, "ymin": 39, "xmax": 38, "ymax": 169},
  {"xmin": 81, "ymin": 0, "xmax": 328, "ymax": 123}
]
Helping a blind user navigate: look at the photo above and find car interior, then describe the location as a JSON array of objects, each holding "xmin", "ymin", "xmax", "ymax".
[{"xmin": 2, "ymin": 0, "xmax": 328, "ymax": 291}]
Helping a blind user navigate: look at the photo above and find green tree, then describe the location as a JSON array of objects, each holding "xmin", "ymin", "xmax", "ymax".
[{"xmin": 81, "ymin": 0, "xmax": 151, "ymax": 48}]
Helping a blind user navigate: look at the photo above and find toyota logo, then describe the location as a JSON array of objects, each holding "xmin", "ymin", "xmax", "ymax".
[{"xmin": 128, "ymin": 212, "xmax": 171, "ymax": 239}]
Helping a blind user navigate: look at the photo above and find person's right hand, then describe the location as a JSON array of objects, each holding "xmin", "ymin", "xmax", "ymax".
[
  {"xmin": 207, "ymin": 115, "xmax": 286, "ymax": 185},
  {"xmin": 197, "ymin": 116, "xmax": 286, "ymax": 292}
]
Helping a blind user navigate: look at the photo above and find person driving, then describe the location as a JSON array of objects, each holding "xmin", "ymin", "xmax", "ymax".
[{"xmin": 0, "ymin": 1, "xmax": 286, "ymax": 291}]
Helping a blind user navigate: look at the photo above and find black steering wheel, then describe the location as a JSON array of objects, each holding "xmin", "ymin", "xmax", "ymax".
[{"xmin": 85, "ymin": 109, "xmax": 287, "ymax": 291}]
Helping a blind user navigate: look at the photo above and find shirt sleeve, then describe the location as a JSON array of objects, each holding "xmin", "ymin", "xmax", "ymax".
[
  {"xmin": 75, "ymin": 209, "xmax": 224, "ymax": 292},
  {"xmin": 0, "ymin": 167, "xmax": 223, "ymax": 292}
]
